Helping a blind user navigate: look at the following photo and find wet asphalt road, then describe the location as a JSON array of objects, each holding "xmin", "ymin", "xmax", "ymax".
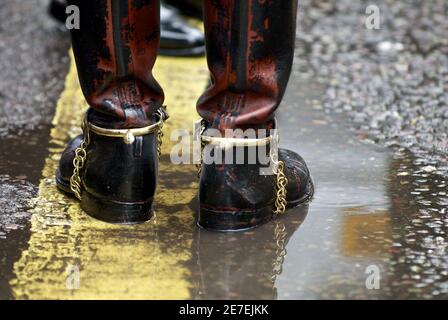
[
  {"xmin": 0, "ymin": 0, "xmax": 70, "ymax": 299},
  {"xmin": 1, "ymin": 0, "xmax": 448, "ymax": 300}
]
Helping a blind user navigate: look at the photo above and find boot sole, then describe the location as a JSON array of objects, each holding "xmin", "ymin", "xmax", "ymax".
[
  {"xmin": 56, "ymin": 170, "xmax": 153, "ymax": 224},
  {"xmin": 198, "ymin": 178, "xmax": 315, "ymax": 232}
]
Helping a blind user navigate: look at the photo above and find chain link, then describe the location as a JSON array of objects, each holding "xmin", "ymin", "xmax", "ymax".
[
  {"xmin": 157, "ymin": 109, "xmax": 165, "ymax": 160},
  {"xmin": 271, "ymin": 221, "xmax": 287, "ymax": 284},
  {"xmin": 70, "ymin": 127, "xmax": 90, "ymax": 200},
  {"xmin": 272, "ymin": 160, "xmax": 288, "ymax": 216},
  {"xmin": 270, "ymin": 133, "xmax": 288, "ymax": 216},
  {"xmin": 195, "ymin": 120, "xmax": 206, "ymax": 178}
]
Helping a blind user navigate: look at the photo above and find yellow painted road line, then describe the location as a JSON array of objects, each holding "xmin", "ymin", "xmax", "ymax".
[{"xmin": 9, "ymin": 52, "xmax": 209, "ymax": 299}]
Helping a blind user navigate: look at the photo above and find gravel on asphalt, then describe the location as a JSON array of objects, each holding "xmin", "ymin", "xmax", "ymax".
[{"xmin": 295, "ymin": 0, "xmax": 448, "ymax": 174}]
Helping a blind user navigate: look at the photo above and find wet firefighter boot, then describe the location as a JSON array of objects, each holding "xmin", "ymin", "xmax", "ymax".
[
  {"xmin": 196, "ymin": 0, "xmax": 314, "ymax": 231},
  {"xmin": 56, "ymin": 1, "xmax": 168, "ymax": 223}
]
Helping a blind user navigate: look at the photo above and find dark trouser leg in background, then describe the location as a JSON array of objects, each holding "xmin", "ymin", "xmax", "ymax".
[
  {"xmin": 197, "ymin": 0, "xmax": 314, "ymax": 231},
  {"xmin": 56, "ymin": 0, "xmax": 168, "ymax": 223},
  {"xmin": 48, "ymin": 0, "xmax": 206, "ymax": 57}
]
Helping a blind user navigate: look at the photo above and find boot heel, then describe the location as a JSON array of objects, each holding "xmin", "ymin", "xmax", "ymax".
[
  {"xmin": 81, "ymin": 190, "xmax": 153, "ymax": 224},
  {"xmin": 80, "ymin": 131, "xmax": 158, "ymax": 224}
]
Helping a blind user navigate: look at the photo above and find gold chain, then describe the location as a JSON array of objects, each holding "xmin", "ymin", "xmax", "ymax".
[
  {"xmin": 157, "ymin": 109, "xmax": 165, "ymax": 160},
  {"xmin": 271, "ymin": 221, "xmax": 287, "ymax": 284},
  {"xmin": 70, "ymin": 128, "xmax": 90, "ymax": 200},
  {"xmin": 270, "ymin": 136, "xmax": 288, "ymax": 216},
  {"xmin": 273, "ymin": 160, "xmax": 288, "ymax": 216},
  {"xmin": 195, "ymin": 121, "xmax": 206, "ymax": 178}
]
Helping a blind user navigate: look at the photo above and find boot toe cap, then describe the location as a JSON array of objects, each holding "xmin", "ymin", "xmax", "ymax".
[{"xmin": 279, "ymin": 148, "xmax": 314, "ymax": 205}]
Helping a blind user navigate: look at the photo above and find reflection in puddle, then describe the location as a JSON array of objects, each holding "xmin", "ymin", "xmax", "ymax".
[
  {"xmin": 386, "ymin": 151, "xmax": 448, "ymax": 298},
  {"xmin": 188, "ymin": 206, "xmax": 309, "ymax": 300},
  {"xmin": 341, "ymin": 207, "xmax": 391, "ymax": 258}
]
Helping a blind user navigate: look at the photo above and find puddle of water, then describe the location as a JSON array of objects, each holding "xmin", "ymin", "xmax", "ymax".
[
  {"xmin": 275, "ymin": 77, "xmax": 448, "ymax": 299},
  {"xmin": 3, "ymin": 52, "xmax": 448, "ymax": 300}
]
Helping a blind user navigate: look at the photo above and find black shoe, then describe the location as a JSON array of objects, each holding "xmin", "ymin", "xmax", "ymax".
[
  {"xmin": 164, "ymin": 0, "xmax": 203, "ymax": 19},
  {"xmin": 48, "ymin": 0, "xmax": 66, "ymax": 23},
  {"xmin": 48, "ymin": 0, "xmax": 205, "ymax": 57},
  {"xmin": 159, "ymin": 2, "xmax": 205, "ymax": 57}
]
